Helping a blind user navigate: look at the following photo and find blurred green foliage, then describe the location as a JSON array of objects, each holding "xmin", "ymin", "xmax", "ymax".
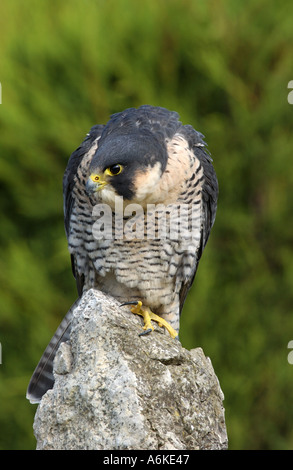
[{"xmin": 0, "ymin": 0, "xmax": 293, "ymax": 450}]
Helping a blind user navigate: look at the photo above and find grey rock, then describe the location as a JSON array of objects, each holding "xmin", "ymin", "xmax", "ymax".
[{"xmin": 33, "ymin": 289, "xmax": 228, "ymax": 450}]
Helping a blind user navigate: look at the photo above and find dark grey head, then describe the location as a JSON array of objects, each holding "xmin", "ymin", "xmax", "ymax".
[{"xmin": 86, "ymin": 128, "xmax": 168, "ymax": 201}]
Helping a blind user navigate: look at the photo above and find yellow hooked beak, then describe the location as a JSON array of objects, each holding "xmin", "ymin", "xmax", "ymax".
[{"xmin": 86, "ymin": 173, "xmax": 108, "ymax": 194}]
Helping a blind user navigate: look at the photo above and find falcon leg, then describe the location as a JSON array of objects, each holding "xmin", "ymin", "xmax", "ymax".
[{"xmin": 120, "ymin": 301, "xmax": 178, "ymax": 339}]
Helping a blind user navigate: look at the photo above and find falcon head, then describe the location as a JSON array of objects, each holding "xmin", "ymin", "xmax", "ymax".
[{"xmin": 85, "ymin": 130, "xmax": 168, "ymax": 206}]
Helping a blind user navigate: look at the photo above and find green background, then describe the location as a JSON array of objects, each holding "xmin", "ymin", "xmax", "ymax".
[{"xmin": 1, "ymin": 0, "xmax": 293, "ymax": 450}]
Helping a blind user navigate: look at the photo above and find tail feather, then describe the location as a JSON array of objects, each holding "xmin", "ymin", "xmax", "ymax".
[{"xmin": 26, "ymin": 300, "xmax": 79, "ymax": 404}]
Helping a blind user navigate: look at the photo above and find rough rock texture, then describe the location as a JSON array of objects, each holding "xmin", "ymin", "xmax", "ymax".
[{"xmin": 33, "ymin": 289, "xmax": 228, "ymax": 450}]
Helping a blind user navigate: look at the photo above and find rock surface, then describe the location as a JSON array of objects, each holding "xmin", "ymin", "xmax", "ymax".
[{"xmin": 33, "ymin": 289, "xmax": 228, "ymax": 450}]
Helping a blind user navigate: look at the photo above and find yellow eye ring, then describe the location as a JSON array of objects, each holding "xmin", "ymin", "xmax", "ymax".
[{"xmin": 105, "ymin": 164, "xmax": 123, "ymax": 176}]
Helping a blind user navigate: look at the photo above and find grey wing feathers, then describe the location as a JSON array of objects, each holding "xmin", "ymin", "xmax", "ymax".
[
  {"xmin": 195, "ymin": 145, "xmax": 218, "ymax": 251},
  {"xmin": 63, "ymin": 125, "xmax": 105, "ymax": 239},
  {"xmin": 179, "ymin": 127, "xmax": 218, "ymax": 314},
  {"xmin": 63, "ymin": 125, "xmax": 105, "ymax": 296}
]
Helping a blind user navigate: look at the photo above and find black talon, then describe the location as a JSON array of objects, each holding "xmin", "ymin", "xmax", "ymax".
[
  {"xmin": 120, "ymin": 301, "xmax": 139, "ymax": 307},
  {"xmin": 138, "ymin": 328, "xmax": 153, "ymax": 336}
]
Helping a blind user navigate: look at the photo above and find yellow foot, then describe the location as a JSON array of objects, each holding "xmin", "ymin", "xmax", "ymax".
[{"xmin": 120, "ymin": 301, "xmax": 178, "ymax": 339}]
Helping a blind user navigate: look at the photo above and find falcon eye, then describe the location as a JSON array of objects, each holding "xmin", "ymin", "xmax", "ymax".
[
  {"xmin": 105, "ymin": 164, "xmax": 123, "ymax": 176},
  {"xmin": 94, "ymin": 175, "xmax": 100, "ymax": 181}
]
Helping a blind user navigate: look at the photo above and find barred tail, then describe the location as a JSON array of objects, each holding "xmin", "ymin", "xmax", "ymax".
[{"xmin": 26, "ymin": 300, "xmax": 79, "ymax": 404}]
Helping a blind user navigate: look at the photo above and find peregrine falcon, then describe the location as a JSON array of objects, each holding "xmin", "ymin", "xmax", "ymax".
[{"xmin": 27, "ymin": 105, "xmax": 218, "ymax": 404}]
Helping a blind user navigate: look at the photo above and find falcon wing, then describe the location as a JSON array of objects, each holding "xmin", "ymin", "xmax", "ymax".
[
  {"xmin": 26, "ymin": 126, "xmax": 105, "ymax": 404},
  {"xmin": 63, "ymin": 125, "xmax": 105, "ymax": 296},
  {"xmin": 178, "ymin": 129, "xmax": 218, "ymax": 314}
]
